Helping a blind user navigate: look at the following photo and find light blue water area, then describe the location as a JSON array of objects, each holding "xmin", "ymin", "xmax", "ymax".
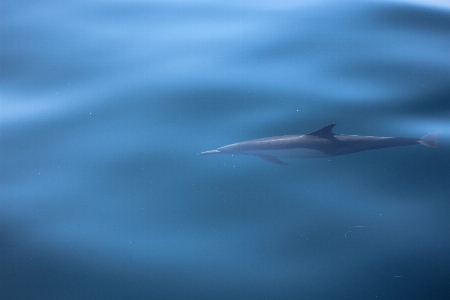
[{"xmin": 1, "ymin": 0, "xmax": 450, "ymax": 299}]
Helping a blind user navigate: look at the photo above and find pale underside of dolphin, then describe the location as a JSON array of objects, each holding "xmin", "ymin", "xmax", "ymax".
[{"xmin": 199, "ymin": 124, "xmax": 439, "ymax": 165}]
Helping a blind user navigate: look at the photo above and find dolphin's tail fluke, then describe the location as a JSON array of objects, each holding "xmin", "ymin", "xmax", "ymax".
[
  {"xmin": 419, "ymin": 132, "xmax": 440, "ymax": 148},
  {"xmin": 199, "ymin": 150, "xmax": 221, "ymax": 155}
]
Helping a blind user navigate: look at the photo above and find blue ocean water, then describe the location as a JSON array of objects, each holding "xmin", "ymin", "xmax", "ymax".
[{"xmin": 1, "ymin": 0, "xmax": 450, "ymax": 299}]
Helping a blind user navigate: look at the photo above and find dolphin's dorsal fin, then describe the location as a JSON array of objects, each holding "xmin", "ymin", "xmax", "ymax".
[{"xmin": 307, "ymin": 124, "xmax": 337, "ymax": 139}]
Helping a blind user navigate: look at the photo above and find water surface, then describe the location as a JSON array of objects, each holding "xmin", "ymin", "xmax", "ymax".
[{"xmin": 2, "ymin": 0, "xmax": 450, "ymax": 299}]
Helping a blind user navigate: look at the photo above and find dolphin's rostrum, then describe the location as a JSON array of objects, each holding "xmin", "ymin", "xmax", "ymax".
[{"xmin": 199, "ymin": 124, "xmax": 439, "ymax": 165}]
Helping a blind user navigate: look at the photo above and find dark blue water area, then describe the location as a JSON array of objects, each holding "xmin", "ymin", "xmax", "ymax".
[{"xmin": 1, "ymin": 0, "xmax": 450, "ymax": 299}]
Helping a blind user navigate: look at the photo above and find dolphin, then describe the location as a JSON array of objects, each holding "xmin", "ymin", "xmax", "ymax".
[{"xmin": 199, "ymin": 124, "xmax": 439, "ymax": 165}]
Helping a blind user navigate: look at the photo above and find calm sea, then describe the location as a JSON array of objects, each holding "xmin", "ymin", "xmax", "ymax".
[{"xmin": 2, "ymin": 0, "xmax": 450, "ymax": 299}]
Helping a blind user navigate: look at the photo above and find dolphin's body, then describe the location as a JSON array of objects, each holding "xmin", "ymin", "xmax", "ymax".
[{"xmin": 199, "ymin": 124, "xmax": 439, "ymax": 165}]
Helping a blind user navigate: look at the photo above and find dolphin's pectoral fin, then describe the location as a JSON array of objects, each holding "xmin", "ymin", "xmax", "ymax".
[{"xmin": 256, "ymin": 155, "xmax": 288, "ymax": 165}]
